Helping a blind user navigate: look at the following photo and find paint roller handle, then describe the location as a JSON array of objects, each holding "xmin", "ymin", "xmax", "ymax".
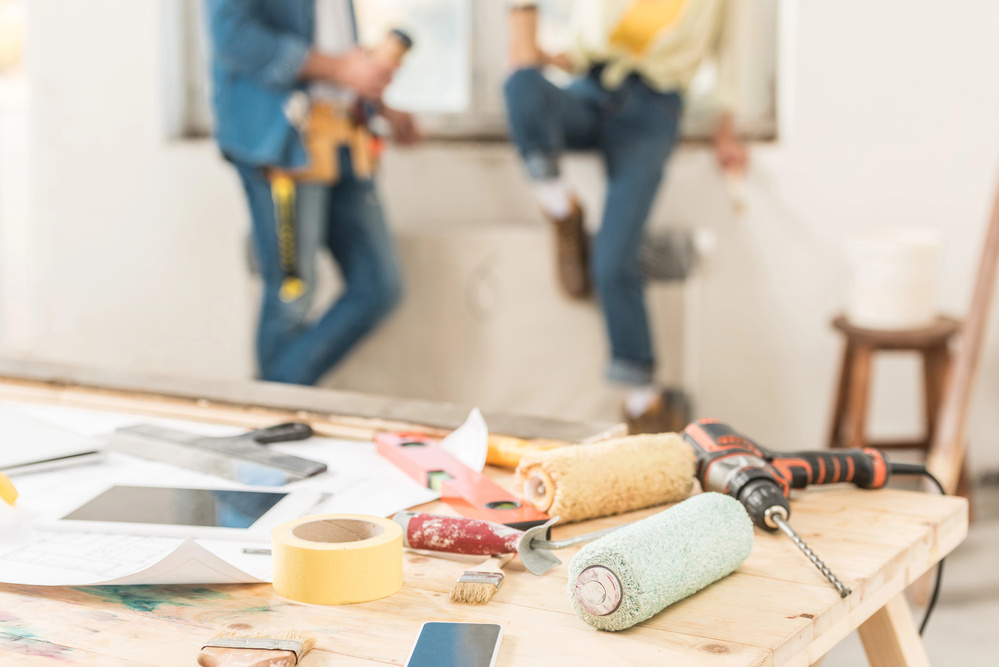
[
  {"xmin": 392, "ymin": 511, "xmax": 523, "ymax": 556},
  {"xmin": 249, "ymin": 422, "xmax": 315, "ymax": 444},
  {"xmin": 768, "ymin": 449, "xmax": 890, "ymax": 490}
]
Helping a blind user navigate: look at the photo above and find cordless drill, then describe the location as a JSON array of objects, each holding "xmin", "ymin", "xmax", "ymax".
[{"xmin": 681, "ymin": 418, "xmax": 892, "ymax": 597}]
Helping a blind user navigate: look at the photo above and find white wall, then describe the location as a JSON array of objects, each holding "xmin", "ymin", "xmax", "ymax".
[
  {"xmin": 13, "ymin": 0, "xmax": 999, "ymax": 469},
  {"xmin": 22, "ymin": 0, "xmax": 253, "ymax": 380},
  {"xmin": 0, "ymin": 72, "xmax": 30, "ymax": 353}
]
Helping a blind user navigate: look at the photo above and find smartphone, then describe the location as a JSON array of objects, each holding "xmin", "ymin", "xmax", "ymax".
[{"xmin": 404, "ymin": 622, "xmax": 504, "ymax": 667}]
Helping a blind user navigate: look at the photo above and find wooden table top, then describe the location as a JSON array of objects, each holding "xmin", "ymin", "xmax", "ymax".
[{"xmin": 0, "ymin": 483, "xmax": 967, "ymax": 667}]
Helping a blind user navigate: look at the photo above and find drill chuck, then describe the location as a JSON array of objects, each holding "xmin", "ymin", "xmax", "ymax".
[{"xmin": 738, "ymin": 478, "xmax": 790, "ymax": 530}]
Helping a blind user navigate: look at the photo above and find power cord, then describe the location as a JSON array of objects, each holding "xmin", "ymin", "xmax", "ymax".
[{"xmin": 889, "ymin": 462, "xmax": 946, "ymax": 635}]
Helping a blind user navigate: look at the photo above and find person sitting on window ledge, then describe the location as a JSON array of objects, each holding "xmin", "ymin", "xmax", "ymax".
[
  {"xmin": 503, "ymin": 0, "xmax": 747, "ymax": 434},
  {"xmin": 206, "ymin": 0, "xmax": 420, "ymax": 385}
]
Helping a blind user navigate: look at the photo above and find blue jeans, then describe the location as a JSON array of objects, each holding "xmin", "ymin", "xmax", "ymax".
[
  {"xmin": 504, "ymin": 68, "xmax": 682, "ymax": 386},
  {"xmin": 233, "ymin": 148, "xmax": 402, "ymax": 385}
]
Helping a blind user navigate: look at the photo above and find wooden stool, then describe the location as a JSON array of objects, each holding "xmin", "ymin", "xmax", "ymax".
[{"xmin": 827, "ymin": 315, "xmax": 973, "ymax": 500}]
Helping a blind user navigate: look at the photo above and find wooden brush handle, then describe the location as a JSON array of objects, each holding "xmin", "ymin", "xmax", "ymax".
[{"xmin": 197, "ymin": 647, "xmax": 297, "ymax": 667}]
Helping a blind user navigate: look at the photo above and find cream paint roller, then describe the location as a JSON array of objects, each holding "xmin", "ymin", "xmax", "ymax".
[
  {"xmin": 515, "ymin": 433, "xmax": 695, "ymax": 523},
  {"xmin": 569, "ymin": 493, "xmax": 754, "ymax": 631}
]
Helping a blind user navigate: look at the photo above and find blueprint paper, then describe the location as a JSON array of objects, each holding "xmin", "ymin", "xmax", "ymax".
[{"xmin": 0, "ymin": 400, "xmax": 440, "ymax": 586}]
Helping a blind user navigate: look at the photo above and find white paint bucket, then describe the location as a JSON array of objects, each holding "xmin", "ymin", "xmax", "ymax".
[{"xmin": 846, "ymin": 227, "xmax": 942, "ymax": 330}]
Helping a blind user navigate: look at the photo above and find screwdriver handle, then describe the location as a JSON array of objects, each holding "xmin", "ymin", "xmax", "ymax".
[
  {"xmin": 769, "ymin": 448, "xmax": 889, "ymax": 490},
  {"xmin": 249, "ymin": 422, "xmax": 315, "ymax": 444},
  {"xmin": 393, "ymin": 511, "xmax": 522, "ymax": 556}
]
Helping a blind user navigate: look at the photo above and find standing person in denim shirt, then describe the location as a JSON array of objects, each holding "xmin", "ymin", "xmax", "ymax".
[
  {"xmin": 206, "ymin": 0, "xmax": 419, "ymax": 385},
  {"xmin": 504, "ymin": 0, "xmax": 748, "ymax": 433}
]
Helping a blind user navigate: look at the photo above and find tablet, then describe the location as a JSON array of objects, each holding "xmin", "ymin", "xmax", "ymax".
[{"xmin": 46, "ymin": 485, "xmax": 320, "ymax": 542}]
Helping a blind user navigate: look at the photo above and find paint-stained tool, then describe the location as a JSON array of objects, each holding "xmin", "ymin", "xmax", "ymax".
[
  {"xmin": 377, "ymin": 432, "xmax": 548, "ymax": 528},
  {"xmin": 515, "ymin": 432, "xmax": 695, "ymax": 523},
  {"xmin": 105, "ymin": 422, "xmax": 325, "ymax": 486},
  {"xmin": 198, "ymin": 628, "xmax": 316, "ymax": 667},
  {"xmin": 393, "ymin": 511, "xmax": 621, "ymax": 576}
]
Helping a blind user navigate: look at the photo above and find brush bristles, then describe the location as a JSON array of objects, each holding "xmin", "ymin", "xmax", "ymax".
[
  {"xmin": 208, "ymin": 628, "xmax": 317, "ymax": 654},
  {"xmin": 450, "ymin": 580, "xmax": 500, "ymax": 605}
]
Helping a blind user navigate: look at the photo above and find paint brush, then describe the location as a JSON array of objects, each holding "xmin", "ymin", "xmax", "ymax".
[
  {"xmin": 197, "ymin": 628, "xmax": 316, "ymax": 667},
  {"xmin": 450, "ymin": 554, "xmax": 514, "ymax": 605}
]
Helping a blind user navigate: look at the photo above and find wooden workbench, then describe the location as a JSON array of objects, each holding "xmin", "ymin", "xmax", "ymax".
[
  {"xmin": 0, "ymin": 365, "xmax": 968, "ymax": 666},
  {"xmin": 0, "ymin": 483, "xmax": 966, "ymax": 666}
]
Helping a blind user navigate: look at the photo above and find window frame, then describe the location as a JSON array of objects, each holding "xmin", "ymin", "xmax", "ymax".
[{"xmin": 168, "ymin": 0, "xmax": 786, "ymax": 143}]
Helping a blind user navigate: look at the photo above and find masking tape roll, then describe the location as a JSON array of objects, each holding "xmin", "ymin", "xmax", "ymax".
[{"xmin": 272, "ymin": 514, "xmax": 403, "ymax": 605}]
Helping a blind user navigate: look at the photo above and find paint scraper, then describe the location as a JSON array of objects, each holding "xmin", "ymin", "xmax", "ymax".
[{"xmin": 104, "ymin": 422, "xmax": 326, "ymax": 486}]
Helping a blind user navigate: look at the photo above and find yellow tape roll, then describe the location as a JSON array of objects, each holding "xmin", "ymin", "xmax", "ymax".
[{"xmin": 272, "ymin": 514, "xmax": 403, "ymax": 605}]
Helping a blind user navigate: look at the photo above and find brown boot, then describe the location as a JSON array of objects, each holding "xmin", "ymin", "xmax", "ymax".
[
  {"xmin": 624, "ymin": 389, "xmax": 692, "ymax": 435},
  {"xmin": 544, "ymin": 198, "xmax": 591, "ymax": 299}
]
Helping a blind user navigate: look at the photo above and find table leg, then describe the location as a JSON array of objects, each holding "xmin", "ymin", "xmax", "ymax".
[
  {"xmin": 858, "ymin": 592, "xmax": 931, "ymax": 667},
  {"xmin": 844, "ymin": 344, "xmax": 873, "ymax": 450},
  {"xmin": 827, "ymin": 340, "xmax": 855, "ymax": 449}
]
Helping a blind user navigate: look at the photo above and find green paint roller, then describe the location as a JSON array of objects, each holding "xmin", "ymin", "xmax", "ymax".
[{"xmin": 568, "ymin": 493, "xmax": 754, "ymax": 632}]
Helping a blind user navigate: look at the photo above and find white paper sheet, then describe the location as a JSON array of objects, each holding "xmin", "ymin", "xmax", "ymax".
[
  {"xmin": 440, "ymin": 407, "xmax": 489, "ymax": 472},
  {"xmin": 0, "ymin": 532, "xmax": 269, "ymax": 586},
  {"xmin": 0, "ymin": 400, "xmax": 441, "ymax": 586},
  {"xmin": 0, "ymin": 406, "xmax": 100, "ymax": 470}
]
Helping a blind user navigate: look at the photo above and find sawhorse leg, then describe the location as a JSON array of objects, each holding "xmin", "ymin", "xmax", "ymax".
[{"xmin": 858, "ymin": 593, "xmax": 931, "ymax": 667}]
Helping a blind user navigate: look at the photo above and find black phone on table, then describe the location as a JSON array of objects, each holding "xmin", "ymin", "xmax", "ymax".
[{"xmin": 404, "ymin": 622, "xmax": 503, "ymax": 667}]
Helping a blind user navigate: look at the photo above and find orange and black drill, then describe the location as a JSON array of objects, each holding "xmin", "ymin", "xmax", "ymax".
[{"xmin": 682, "ymin": 419, "xmax": 893, "ymax": 597}]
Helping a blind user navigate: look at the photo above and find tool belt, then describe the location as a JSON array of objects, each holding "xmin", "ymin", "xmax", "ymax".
[
  {"xmin": 272, "ymin": 100, "xmax": 377, "ymax": 185},
  {"xmin": 267, "ymin": 101, "xmax": 379, "ymax": 303}
]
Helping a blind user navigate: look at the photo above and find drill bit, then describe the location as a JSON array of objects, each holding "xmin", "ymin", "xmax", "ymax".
[{"xmin": 771, "ymin": 513, "xmax": 852, "ymax": 598}]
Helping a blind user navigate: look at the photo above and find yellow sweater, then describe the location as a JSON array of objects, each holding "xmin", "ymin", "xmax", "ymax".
[{"xmin": 513, "ymin": 0, "xmax": 742, "ymax": 112}]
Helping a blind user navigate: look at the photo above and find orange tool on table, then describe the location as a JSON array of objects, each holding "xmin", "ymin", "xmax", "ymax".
[{"xmin": 376, "ymin": 432, "xmax": 549, "ymax": 529}]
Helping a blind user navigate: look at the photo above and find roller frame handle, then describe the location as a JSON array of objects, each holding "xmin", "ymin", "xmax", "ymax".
[
  {"xmin": 769, "ymin": 448, "xmax": 890, "ymax": 490},
  {"xmin": 393, "ymin": 511, "xmax": 523, "ymax": 556}
]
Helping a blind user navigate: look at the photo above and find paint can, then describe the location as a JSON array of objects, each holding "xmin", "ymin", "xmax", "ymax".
[{"xmin": 847, "ymin": 227, "xmax": 942, "ymax": 330}]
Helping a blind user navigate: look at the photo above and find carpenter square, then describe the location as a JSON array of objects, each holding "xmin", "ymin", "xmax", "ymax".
[{"xmin": 104, "ymin": 422, "xmax": 325, "ymax": 486}]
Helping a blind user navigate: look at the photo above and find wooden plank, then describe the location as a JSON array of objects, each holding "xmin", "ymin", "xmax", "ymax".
[
  {"xmin": 0, "ymin": 584, "xmax": 770, "ymax": 667},
  {"xmin": 476, "ymin": 487, "xmax": 966, "ymax": 666},
  {"xmin": 0, "ymin": 487, "xmax": 961, "ymax": 667},
  {"xmin": 0, "ymin": 483, "xmax": 964, "ymax": 667},
  {"xmin": 784, "ymin": 502, "xmax": 967, "ymax": 666},
  {"xmin": 927, "ymin": 163, "xmax": 999, "ymax": 493},
  {"xmin": 0, "ymin": 631, "xmax": 151, "ymax": 666},
  {"xmin": 0, "ymin": 360, "xmax": 624, "ymax": 445},
  {"xmin": 858, "ymin": 593, "xmax": 931, "ymax": 667},
  {"xmin": 0, "ymin": 592, "xmax": 396, "ymax": 666}
]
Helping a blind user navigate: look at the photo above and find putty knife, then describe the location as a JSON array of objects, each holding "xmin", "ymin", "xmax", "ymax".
[{"xmin": 104, "ymin": 422, "xmax": 326, "ymax": 486}]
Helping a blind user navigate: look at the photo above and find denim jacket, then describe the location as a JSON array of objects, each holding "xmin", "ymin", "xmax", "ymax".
[{"xmin": 205, "ymin": 0, "xmax": 316, "ymax": 169}]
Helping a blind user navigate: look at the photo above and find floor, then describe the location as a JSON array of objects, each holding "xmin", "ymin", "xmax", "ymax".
[{"xmin": 823, "ymin": 482, "xmax": 999, "ymax": 666}]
